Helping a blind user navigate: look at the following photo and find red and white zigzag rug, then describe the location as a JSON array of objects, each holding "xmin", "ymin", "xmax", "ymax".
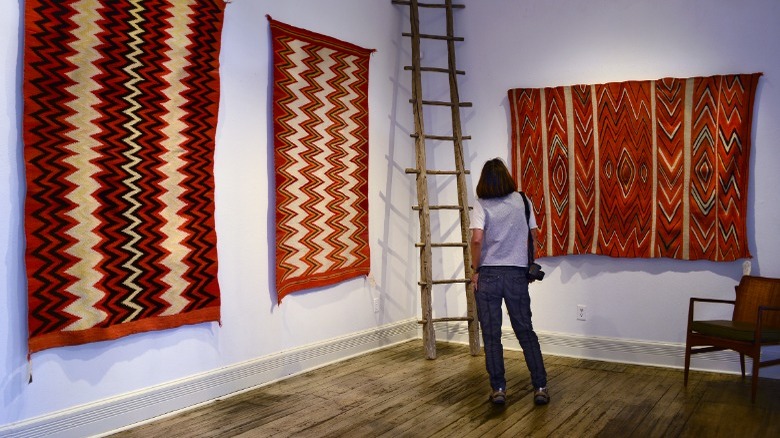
[{"xmin": 269, "ymin": 17, "xmax": 373, "ymax": 302}]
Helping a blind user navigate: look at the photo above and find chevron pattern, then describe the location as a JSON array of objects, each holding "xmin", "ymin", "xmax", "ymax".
[
  {"xmin": 655, "ymin": 78, "xmax": 687, "ymax": 258},
  {"xmin": 509, "ymin": 88, "xmax": 547, "ymax": 258},
  {"xmin": 23, "ymin": 0, "xmax": 224, "ymax": 354},
  {"xmin": 570, "ymin": 85, "xmax": 597, "ymax": 254},
  {"xmin": 545, "ymin": 87, "xmax": 571, "ymax": 255},
  {"xmin": 269, "ymin": 18, "xmax": 372, "ymax": 302},
  {"xmin": 509, "ymin": 73, "xmax": 760, "ymax": 261}
]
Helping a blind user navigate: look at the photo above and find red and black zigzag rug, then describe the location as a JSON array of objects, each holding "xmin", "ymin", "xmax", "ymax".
[{"xmin": 23, "ymin": 0, "xmax": 225, "ymax": 354}]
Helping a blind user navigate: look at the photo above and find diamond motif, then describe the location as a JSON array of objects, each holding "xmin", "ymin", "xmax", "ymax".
[
  {"xmin": 617, "ymin": 148, "xmax": 636, "ymax": 197},
  {"xmin": 695, "ymin": 154, "xmax": 713, "ymax": 185}
]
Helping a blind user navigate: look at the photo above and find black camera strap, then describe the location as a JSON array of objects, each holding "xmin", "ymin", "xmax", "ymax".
[{"xmin": 518, "ymin": 191, "xmax": 534, "ymax": 265}]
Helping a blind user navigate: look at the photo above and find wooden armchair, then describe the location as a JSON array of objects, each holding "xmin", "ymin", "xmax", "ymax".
[{"xmin": 684, "ymin": 275, "xmax": 780, "ymax": 402}]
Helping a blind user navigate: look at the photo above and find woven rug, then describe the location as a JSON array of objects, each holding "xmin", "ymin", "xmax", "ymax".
[
  {"xmin": 509, "ymin": 73, "xmax": 760, "ymax": 261},
  {"xmin": 23, "ymin": 0, "xmax": 224, "ymax": 354},
  {"xmin": 269, "ymin": 17, "xmax": 372, "ymax": 302}
]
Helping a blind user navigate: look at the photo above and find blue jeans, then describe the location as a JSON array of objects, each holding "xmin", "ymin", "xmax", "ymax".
[{"xmin": 476, "ymin": 266, "xmax": 547, "ymax": 390}]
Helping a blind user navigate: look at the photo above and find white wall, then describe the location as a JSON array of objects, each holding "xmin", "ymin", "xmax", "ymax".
[
  {"xmin": 451, "ymin": 0, "xmax": 780, "ymax": 356},
  {"xmin": 0, "ymin": 0, "xmax": 418, "ymax": 428},
  {"xmin": 2, "ymin": 0, "xmax": 779, "ymax": 432}
]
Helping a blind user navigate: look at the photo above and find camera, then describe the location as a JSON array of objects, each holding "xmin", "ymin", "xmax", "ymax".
[{"xmin": 527, "ymin": 262, "xmax": 545, "ymax": 282}]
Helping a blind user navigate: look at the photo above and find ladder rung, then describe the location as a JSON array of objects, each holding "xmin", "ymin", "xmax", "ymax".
[
  {"xmin": 428, "ymin": 169, "xmax": 470, "ymax": 175},
  {"xmin": 392, "ymin": 1, "xmax": 465, "ymax": 9},
  {"xmin": 405, "ymin": 66, "xmax": 465, "ymax": 75},
  {"xmin": 410, "ymin": 134, "xmax": 472, "ymax": 141},
  {"xmin": 413, "ymin": 205, "xmax": 463, "ymax": 211},
  {"xmin": 404, "ymin": 169, "xmax": 471, "ymax": 175},
  {"xmin": 418, "ymin": 317, "xmax": 474, "ymax": 325},
  {"xmin": 402, "ymin": 33, "xmax": 464, "ymax": 42},
  {"xmin": 415, "ymin": 242, "xmax": 468, "ymax": 248},
  {"xmin": 428, "ymin": 135, "xmax": 471, "ymax": 140},
  {"xmin": 410, "ymin": 99, "xmax": 473, "ymax": 108},
  {"xmin": 418, "ymin": 278, "xmax": 470, "ymax": 286},
  {"xmin": 413, "ymin": 205, "xmax": 473, "ymax": 212}
]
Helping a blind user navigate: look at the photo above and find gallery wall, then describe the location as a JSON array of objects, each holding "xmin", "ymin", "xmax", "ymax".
[
  {"xmin": 0, "ymin": 0, "xmax": 418, "ymax": 428},
  {"xmin": 1, "ymin": 0, "xmax": 779, "ymax": 432},
  {"xmin": 451, "ymin": 0, "xmax": 780, "ymax": 365}
]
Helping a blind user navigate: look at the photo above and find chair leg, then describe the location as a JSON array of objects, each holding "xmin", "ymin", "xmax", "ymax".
[
  {"xmin": 684, "ymin": 340, "xmax": 692, "ymax": 386},
  {"xmin": 740, "ymin": 353, "xmax": 746, "ymax": 380}
]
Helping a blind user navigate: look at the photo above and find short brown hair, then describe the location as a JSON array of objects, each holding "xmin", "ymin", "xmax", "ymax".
[{"xmin": 476, "ymin": 158, "xmax": 517, "ymax": 199}]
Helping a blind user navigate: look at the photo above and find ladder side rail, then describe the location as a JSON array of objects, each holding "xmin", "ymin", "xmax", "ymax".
[
  {"xmin": 409, "ymin": 0, "xmax": 436, "ymax": 360},
  {"xmin": 444, "ymin": 0, "xmax": 480, "ymax": 355}
]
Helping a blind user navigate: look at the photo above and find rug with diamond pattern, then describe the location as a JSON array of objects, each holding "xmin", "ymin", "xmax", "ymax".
[{"xmin": 509, "ymin": 73, "xmax": 760, "ymax": 261}]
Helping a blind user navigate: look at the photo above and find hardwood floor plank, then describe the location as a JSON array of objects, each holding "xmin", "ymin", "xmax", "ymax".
[
  {"xmin": 679, "ymin": 375, "xmax": 780, "ymax": 438},
  {"xmin": 579, "ymin": 366, "xmax": 671, "ymax": 436},
  {"xmin": 499, "ymin": 360, "xmax": 622, "ymax": 437},
  {"xmin": 313, "ymin": 349, "xmax": 480, "ymax": 436},
  {"xmin": 254, "ymin": 343, "xmax": 443, "ymax": 436},
  {"xmin": 546, "ymin": 366, "xmax": 652, "ymax": 436},
  {"xmin": 626, "ymin": 368, "xmax": 712, "ymax": 437},
  {"xmin": 109, "ymin": 340, "xmax": 780, "ymax": 438},
  {"xmin": 430, "ymin": 354, "xmax": 606, "ymax": 437}
]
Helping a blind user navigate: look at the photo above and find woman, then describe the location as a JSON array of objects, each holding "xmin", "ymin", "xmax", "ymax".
[{"xmin": 469, "ymin": 158, "xmax": 548, "ymax": 406}]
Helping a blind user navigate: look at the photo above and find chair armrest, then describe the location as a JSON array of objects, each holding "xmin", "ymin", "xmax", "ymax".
[
  {"xmin": 690, "ymin": 298, "xmax": 736, "ymax": 305},
  {"xmin": 688, "ymin": 297, "xmax": 736, "ymax": 326},
  {"xmin": 757, "ymin": 306, "xmax": 780, "ymax": 335}
]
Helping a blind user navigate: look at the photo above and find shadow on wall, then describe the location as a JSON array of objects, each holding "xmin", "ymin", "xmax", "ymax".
[
  {"xmin": 547, "ymin": 254, "xmax": 747, "ymax": 284},
  {"xmin": 377, "ymin": 26, "xmax": 418, "ymax": 320}
]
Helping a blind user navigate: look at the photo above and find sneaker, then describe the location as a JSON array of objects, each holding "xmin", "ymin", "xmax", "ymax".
[
  {"xmin": 489, "ymin": 388, "xmax": 506, "ymax": 405},
  {"xmin": 534, "ymin": 387, "xmax": 549, "ymax": 405}
]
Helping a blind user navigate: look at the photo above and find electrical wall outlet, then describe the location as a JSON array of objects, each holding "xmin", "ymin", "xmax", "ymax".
[
  {"xmin": 373, "ymin": 297, "xmax": 380, "ymax": 313},
  {"xmin": 577, "ymin": 304, "xmax": 586, "ymax": 321}
]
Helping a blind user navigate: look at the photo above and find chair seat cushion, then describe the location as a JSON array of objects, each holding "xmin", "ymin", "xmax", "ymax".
[{"xmin": 692, "ymin": 320, "xmax": 780, "ymax": 342}]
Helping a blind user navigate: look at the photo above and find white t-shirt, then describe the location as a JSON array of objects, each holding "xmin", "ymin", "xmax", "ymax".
[{"xmin": 470, "ymin": 192, "xmax": 537, "ymax": 268}]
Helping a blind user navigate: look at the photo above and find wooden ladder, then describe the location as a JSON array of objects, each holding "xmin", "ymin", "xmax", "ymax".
[{"xmin": 393, "ymin": 0, "xmax": 479, "ymax": 359}]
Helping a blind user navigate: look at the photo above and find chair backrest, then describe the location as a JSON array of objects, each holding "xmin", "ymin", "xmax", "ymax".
[{"xmin": 732, "ymin": 275, "xmax": 780, "ymax": 327}]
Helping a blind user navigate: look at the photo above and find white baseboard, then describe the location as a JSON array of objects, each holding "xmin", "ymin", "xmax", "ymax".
[
  {"xmin": 433, "ymin": 321, "xmax": 780, "ymax": 378},
  {"xmin": 0, "ymin": 319, "xmax": 419, "ymax": 438}
]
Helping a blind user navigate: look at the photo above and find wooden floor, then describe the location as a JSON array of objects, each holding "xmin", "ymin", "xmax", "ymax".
[{"xmin": 109, "ymin": 341, "xmax": 780, "ymax": 437}]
